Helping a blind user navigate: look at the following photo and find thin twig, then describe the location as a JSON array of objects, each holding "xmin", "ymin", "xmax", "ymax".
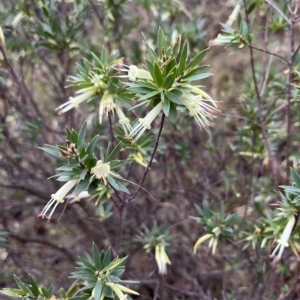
[
  {"xmin": 0, "ymin": 45, "xmax": 43, "ymax": 121},
  {"xmin": 285, "ymin": 3, "xmax": 297, "ymax": 182},
  {"xmin": 128, "ymin": 114, "xmax": 165, "ymax": 201},
  {"xmin": 243, "ymin": 0, "xmax": 279, "ymax": 188},
  {"xmin": 264, "ymin": 0, "xmax": 291, "ymax": 25},
  {"xmin": 9, "ymin": 233, "xmax": 76, "ymax": 262},
  {"xmin": 108, "ymin": 112, "xmax": 115, "ymax": 149},
  {"xmin": 248, "ymin": 44, "xmax": 288, "ymax": 64}
]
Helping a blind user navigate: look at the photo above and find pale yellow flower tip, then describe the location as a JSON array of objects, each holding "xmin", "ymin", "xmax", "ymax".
[
  {"xmin": 105, "ymin": 282, "xmax": 139, "ymax": 300},
  {"xmin": 155, "ymin": 243, "xmax": 171, "ymax": 275},
  {"xmin": 115, "ymin": 283, "xmax": 140, "ymax": 296},
  {"xmin": 194, "ymin": 233, "xmax": 213, "ymax": 254},
  {"xmin": 0, "ymin": 26, "xmax": 5, "ymax": 48}
]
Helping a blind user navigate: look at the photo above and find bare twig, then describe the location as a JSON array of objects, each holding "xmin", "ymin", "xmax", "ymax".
[
  {"xmin": 248, "ymin": 44, "xmax": 288, "ymax": 64},
  {"xmin": 243, "ymin": 1, "xmax": 279, "ymax": 188},
  {"xmin": 128, "ymin": 114, "xmax": 165, "ymax": 201},
  {"xmin": 9, "ymin": 233, "xmax": 76, "ymax": 262},
  {"xmin": 108, "ymin": 112, "xmax": 115, "ymax": 149},
  {"xmin": 285, "ymin": 2, "xmax": 298, "ymax": 182},
  {"xmin": 264, "ymin": 0, "xmax": 291, "ymax": 25}
]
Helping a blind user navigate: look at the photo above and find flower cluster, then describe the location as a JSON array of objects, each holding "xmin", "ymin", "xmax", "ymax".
[
  {"xmin": 155, "ymin": 243, "xmax": 172, "ymax": 275},
  {"xmin": 56, "ymin": 74, "xmax": 106, "ymax": 114}
]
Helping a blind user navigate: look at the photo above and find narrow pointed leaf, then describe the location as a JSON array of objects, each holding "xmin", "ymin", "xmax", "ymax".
[
  {"xmin": 177, "ymin": 41, "xmax": 188, "ymax": 76},
  {"xmin": 77, "ymin": 120, "xmax": 87, "ymax": 150},
  {"xmin": 94, "ymin": 279, "xmax": 103, "ymax": 300}
]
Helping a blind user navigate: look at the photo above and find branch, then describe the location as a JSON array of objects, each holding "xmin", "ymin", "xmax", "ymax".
[
  {"xmin": 128, "ymin": 114, "xmax": 165, "ymax": 201},
  {"xmin": 9, "ymin": 233, "xmax": 76, "ymax": 262},
  {"xmin": 248, "ymin": 44, "xmax": 288, "ymax": 64},
  {"xmin": 285, "ymin": 2, "xmax": 297, "ymax": 182},
  {"xmin": 243, "ymin": 0, "xmax": 279, "ymax": 188},
  {"xmin": 0, "ymin": 44, "xmax": 43, "ymax": 120},
  {"xmin": 264, "ymin": 0, "xmax": 291, "ymax": 25}
]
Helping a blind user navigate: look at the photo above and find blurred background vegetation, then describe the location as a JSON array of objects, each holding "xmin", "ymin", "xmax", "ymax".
[{"xmin": 1, "ymin": 0, "xmax": 300, "ymax": 299}]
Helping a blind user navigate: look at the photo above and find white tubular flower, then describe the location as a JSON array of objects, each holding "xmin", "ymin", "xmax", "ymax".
[
  {"xmin": 155, "ymin": 243, "xmax": 171, "ymax": 275},
  {"xmin": 90, "ymin": 160, "xmax": 113, "ymax": 185},
  {"xmin": 183, "ymin": 84, "xmax": 218, "ymax": 108},
  {"xmin": 225, "ymin": 4, "xmax": 241, "ymax": 27},
  {"xmin": 56, "ymin": 87, "xmax": 97, "ymax": 114},
  {"xmin": 180, "ymin": 91, "xmax": 218, "ymax": 130},
  {"xmin": 105, "ymin": 283, "xmax": 139, "ymax": 300},
  {"xmin": 99, "ymin": 91, "xmax": 116, "ymax": 124},
  {"xmin": 194, "ymin": 233, "xmax": 213, "ymax": 254},
  {"xmin": 67, "ymin": 191, "xmax": 90, "ymax": 203},
  {"xmin": 271, "ymin": 216, "xmax": 296, "ymax": 262},
  {"xmin": 0, "ymin": 26, "xmax": 5, "ymax": 48},
  {"xmin": 115, "ymin": 106, "xmax": 132, "ymax": 134},
  {"xmin": 118, "ymin": 64, "xmax": 153, "ymax": 82},
  {"xmin": 38, "ymin": 179, "xmax": 79, "ymax": 221},
  {"xmin": 209, "ymin": 34, "xmax": 235, "ymax": 47},
  {"xmin": 56, "ymin": 74, "xmax": 106, "ymax": 114},
  {"xmin": 208, "ymin": 235, "xmax": 218, "ymax": 255},
  {"xmin": 129, "ymin": 102, "xmax": 163, "ymax": 142}
]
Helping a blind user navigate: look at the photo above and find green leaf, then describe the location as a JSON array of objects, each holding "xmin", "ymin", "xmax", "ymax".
[
  {"xmin": 177, "ymin": 41, "xmax": 188, "ymax": 76},
  {"xmin": 165, "ymin": 91, "xmax": 182, "ymax": 105},
  {"xmin": 102, "ymin": 256, "xmax": 127, "ymax": 272},
  {"xmin": 56, "ymin": 164, "xmax": 79, "ymax": 171},
  {"xmin": 103, "ymin": 248, "xmax": 111, "ymax": 267},
  {"xmin": 39, "ymin": 145, "xmax": 63, "ymax": 159},
  {"xmin": 172, "ymin": 35, "xmax": 181, "ymax": 56},
  {"xmin": 59, "ymin": 288, "xmax": 67, "ymax": 299},
  {"xmin": 75, "ymin": 177, "xmax": 90, "ymax": 196},
  {"xmin": 182, "ymin": 65, "xmax": 209, "ymax": 80},
  {"xmin": 70, "ymin": 272, "xmax": 97, "ymax": 282},
  {"xmin": 40, "ymin": 285, "xmax": 53, "ymax": 298},
  {"xmin": 138, "ymin": 90, "xmax": 160, "ymax": 101},
  {"xmin": 143, "ymin": 40, "xmax": 157, "ymax": 62},
  {"xmin": 103, "ymin": 285, "xmax": 113, "ymax": 298},
  {"xmin": 163, "ymin": 70, "xmax": 176, "ymax": 90},
  {"xmin": 107, "ymin": 176, "xmax": 119, "ymax": 190},
  {"xmin": 106, "ymin": 142, "xmax": 122, "ymax": 162},
  {"xmin": 86, "ymin": 135, "xmax": 100, "ymax": 155},
  {"xmin": 80, "ymin": 169, "xmax": 88, "ymax": 180},
  {"xmin": 66, "ymin": 127, "xmax": 76, "ymax": 143},
  {"xmin": 85, "ymin": 157, "xmax": 97, "ymax": 169},
  {"xmin": 168, "ymin": 102, "xmax": 177, "ymax": 123},
  {"xmin": 14, "ymin": 275, "xmax": 32, "ymax": 295},
  {"xmin": 92, "ymin": 243, "xmax": 102, "ymax": 270},
  {"xmin": 220, "ymin": 202, "xmax": 225, "ymax": 219},
  {"xmin": 77, "ymin": 120, "xmax": 87, "ymax": 150},
  {"xmin": 157, "ymin": 28, "xmax": 166, "ymax": 57},
  {"xmin": 117, "ymin": 181, "xmax": 129, "ymax": 194},
  {"xmin": 162, "ymin": 98, "xmax": 170, "ymax": 116},
  {"xmin": 0, "ymin": 288, "xmax": 23, "ymax": 297},
  {"xmin": 94, "ymin": 279, "xmax": 103, "ymax": 300},
  {"xmin": 164, "ymin": 58, "xmax": 176, "ymax": 77},
  {"xmin": 28, "ymin": 274, "xmax": 39, "ymax": 297},
  {"xmin": 145, "ymin": 59, "xmax": 155, "ymax": 82},
  {"xmin": 291, "ymin": 168, "xmax": 300, "ymax": 188},
  {"xmin": 153, "ymin": 63, "xmax": 163, "ymax": 88},
  {"xmin": 182, "ymin": 73, "xmax": 212, "ymax": 82},
  {"xmin": 69, "ymin": 296, "xmax": 89, "ymax": 300},
  {"xmin": 186, "ymin": 48, "xmax": 208, "ymax": 70},
  {"xmin": 79, "ymin": 257, "xmax": 95, "ymax": 270},
  {"xmin": 109, "ymin": 268, "xmax": 125, "ymax": 278},
  {"xmin": 110, "ymin": 160, "xmax": 126, "ymax": 169},
  {"xmin": 88, "ymin": 179, "xmax": 101, "ymax": 194},
  {"xmin": 107, "ymin": 275, "xmax": 121, "ymax": 283}
]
